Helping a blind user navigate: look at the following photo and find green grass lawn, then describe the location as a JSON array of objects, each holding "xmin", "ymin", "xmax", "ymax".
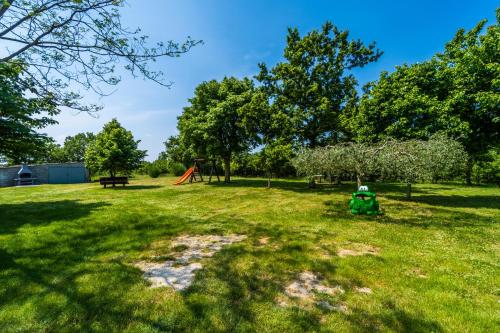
[{"xmin": 0, "ymin": 177, "xmax": 498, "ymax": 332}]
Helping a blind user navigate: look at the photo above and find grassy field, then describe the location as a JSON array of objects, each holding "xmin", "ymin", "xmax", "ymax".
[{"xmin": 0, "ymin": 176, "xmax": 498, "ymax": 332}]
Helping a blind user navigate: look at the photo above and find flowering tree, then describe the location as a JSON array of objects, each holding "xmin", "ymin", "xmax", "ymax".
[{"xmin": 293, "ymin": 137, "xmax": 468, "ymax": 198}]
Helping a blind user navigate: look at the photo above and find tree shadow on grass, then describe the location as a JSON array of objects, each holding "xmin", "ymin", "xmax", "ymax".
[
  {"xmin": 396, "ymin": 194, "xmax": 500, "ymax": 210},
  {"xmin": 99, "ymin": 185, "xmax": 164, "ymax": 190},
  {"xmin": 206, "ymin": 178, "xmax": 347, "ymax": 195},
  {"xmin": 346, "ymin": 301, "xmax": 444, "ymax": 332},
  {"xmin": 376, "ymin": 204, "xmax": 497, "ymax": 229},
  {"xmin": 0, "ymin": 200, "xmax": 110, "ymax": 235},
  {"xmin": 321, "ymin": 198, "xmax": 498, "ymax": 229},
  {"xmin": 205, "ymin": 179, "xmax": 451, "ymax": 199},
  {"xmin": 182, "ymin": 238, "xmax": 329, "ymax": 332},
  {"xmin": 0, "ymin": 212, "xmax": 217, "ymax": 332}
]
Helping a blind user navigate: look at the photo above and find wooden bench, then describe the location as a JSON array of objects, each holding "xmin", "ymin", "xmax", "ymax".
[
  {"xmin": 99, "ymin": 176, "xmax": 129, "ymax": 188},
  {"xmin": 312, "ymin": 174, "xmax": 324, "ymax": 183}
]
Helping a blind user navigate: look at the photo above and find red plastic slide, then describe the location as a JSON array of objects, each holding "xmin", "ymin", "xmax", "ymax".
[{"xmin": 173, "ymin": 167, "xmax": 194, "ymax": 185}]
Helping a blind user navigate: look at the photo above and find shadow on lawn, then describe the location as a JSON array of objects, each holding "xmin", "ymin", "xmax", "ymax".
[
  {"xmin": 376, "ymin": 209, "xmax": 498, "ymax": 229},
  {"xmin": 206, "ymin": 178, "xmax": 348, "ymax": 195},
  {"xmin": 101, "ymin": 185, "xmax": 163, "ymax": 190},
  {"xmin": 0, "ymin": 211, "xmax": 216, "ymax": 331},
  {"xmin": 346, "ymin": 301, "xmax": 444, "ymax": 332},
  {"xmin": 183, "ymin": 237, "xmax": 332, "ymax": 331},
  {"xmin": 206, "ymin": 179, "xmax": 451, "ymax": 199},
  {"xmin": 403, "ymin": 194, "xmax": 500, "ymax": 210},
  {"xmin": 0, "ymin": 200, "xmax": 110, "ymax": 234},
  {"xmin": 322, "ymin": 198, "xmax": 498, "ymax": 229}
]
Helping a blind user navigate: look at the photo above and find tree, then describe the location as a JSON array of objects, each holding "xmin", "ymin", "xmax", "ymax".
[
  {"xmin": 84, "ymin": 119, "xmax": 146, "ymax": 178},
  {"xmin": 292, "ymin": 145, "xmax": 355, "ymax": 187},
  {"xmin": 44, "ymin": 140, "xmax": 67, "ymax": 163},
  {"xmin": 472, "ymin": 147, "xmax": 500, "ymax": 185},
  {"xmin": 63, "ymin": 132, "xmax": 95, "ymax": 162},
  {"xmin": 347, "ymin": 11, "xmax": 499, "ymax": 184},
  {"xmin": 421, "ymin": 134, "xmax": 468, "ymax": 183},
  {"xmin": 0, "ymin": 62, "xmax": 57, "ymax": 163},
  {"xmin": 257, "ymin": 21, "xmax": 382, "ymax": 147},
  {"xmin": 177, "ymin": 77, "xmax": 262, "ymax": 183},
  {"xmin": 379, "ymin": 140, "xmax": 427, "ymax": 199},
  {"xmin": 0, "ymin": 0, "xmax": 201, "ymax": 113},
  {"xmin": 160, "ymin": 135, "xmax": 193, "ymax": 168},
  {"xmin": 343, "ymin": 60, "xmax": 456, "ymax": 142},
  {"xmin": 437, "ymin": 10, "xmax": 500, "ymax": 183},
  {"xmin": 259, "ymin": 139, "xmax": 293, "ymax": 188},
  {"xmin": 293, "ymin": 137, "xmax": 468, "ymax": 198},
  {"xmin": 252, "ymin": 87, "xmax": 295, "ymax": 187}
]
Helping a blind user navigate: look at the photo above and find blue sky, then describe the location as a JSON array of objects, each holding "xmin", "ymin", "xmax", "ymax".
[{"xmin": 45, "ymin": 0, "xmax": 498, "ymax": 161}]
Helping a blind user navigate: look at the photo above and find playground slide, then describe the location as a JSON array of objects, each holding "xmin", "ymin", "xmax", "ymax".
[{"xmin": 173, "ymin": 167, "xmax": 193, "ymax": 185}]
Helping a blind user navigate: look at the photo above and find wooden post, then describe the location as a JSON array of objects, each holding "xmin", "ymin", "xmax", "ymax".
[
  {"xmin": 208, "ymin": 160, "xmax": 220, "ymax": 184},
  {"xmin": 406, "ymin": 183, "xmax": 412, "ymax": 199}
]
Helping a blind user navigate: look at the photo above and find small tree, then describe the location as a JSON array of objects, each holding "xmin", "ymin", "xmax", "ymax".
[
  {"xmin": 260, "ymin": 139, "xmax": 293, "ymax": 188},
  {"xmin": 422, "ymin": 134, "xmax": 468, "ymax": 183},
  {"xmin": 380, "ymin": 140, "xmax": 426, "ymax": 199},
  {"xmin": 342, "ymin": 142, "xmax": 386, "ymax": 188},
  {"xmin": 292, "ymin": 148, "xmax": 319, "ymax": 184},
  {"xmin": 85, "ymin": 119, "xmax": 146, "ymax": 178},
  {"xmin": 380, "ymin": 138, "xmax": 467, "ymax": 198}
]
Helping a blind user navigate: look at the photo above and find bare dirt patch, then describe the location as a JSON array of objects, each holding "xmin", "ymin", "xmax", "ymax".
[
  {"xmin": 337, "ymin": 243, "xmax": 379, "ymax": 257},
  {"xmin": 135, "ymin": 234, "xmax": 247, "ymax": 290},
  {"xmin": 281, "ymin": 271, "xmax": 346, "ymax": 312},
  {"xmin": 285, "ymin": 271, "xmax": 344, "ymax": 298},
  {"xmin": 258, "ymin": 237, "xmax": 270, "ymax": 245},
  {"xmin": 354, "ymin": 286, "xmax": 373, "ymax": 294}
]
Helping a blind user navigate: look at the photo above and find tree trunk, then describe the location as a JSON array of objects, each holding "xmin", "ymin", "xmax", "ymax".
[
  {"xmin": 223, "ymin": 156, "xmax": 231, "ymax": 183},
  {"xmin": 267, "ymin": 174, "xmax": 271, "ymax": 188},
  {"xmin": 356, "ymin": 174, "xmax": 362, "ymax": 188},
  {"xmin": 465, "ymin": 157, "xmax": 473, "ymax": 185},
  {"xmin": 405, "ymin": 183, "xmax": 412, "ymax": 199}
]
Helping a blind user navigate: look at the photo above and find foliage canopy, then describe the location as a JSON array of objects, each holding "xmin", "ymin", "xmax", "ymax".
[{"xmin": 85, "ymin": 119, "xmax": 146, "ymax": 177}]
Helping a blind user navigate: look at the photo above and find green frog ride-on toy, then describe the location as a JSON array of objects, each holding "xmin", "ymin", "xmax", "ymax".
[{"xmin": 348, "ymin": 185, "xmax": 382, "ymax": 215}]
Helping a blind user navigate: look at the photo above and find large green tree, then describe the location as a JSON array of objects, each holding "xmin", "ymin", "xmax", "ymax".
[
  {"xmin": 0, "ymin": 62, "xmax": 57, "ymax": 163},
  {"xmin": 348, "ymin": 12, "xmax": 499, "ymax": 184},
  {"xmin": 177, "ymin": 77, "xmax": 262, "ymax": 183},
  {"xmin": 438, "ymin": 11, "xmax": 500, "ymax": 183},
  {"xmin": 343, "ymin": 59, "xmax": 457, "ymax": 141},
  {"xmin": 84, "ymin": 119, "xmax": 146, "ymax": 178},
  {"xmin": 257, "ymin": 21, "xmax": 382, "ymax": 147}
]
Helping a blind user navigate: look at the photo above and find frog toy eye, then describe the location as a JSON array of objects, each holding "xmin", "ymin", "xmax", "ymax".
[{"xmin": 358, "ymin": 185, "xmax": 369, "ymax": 192}]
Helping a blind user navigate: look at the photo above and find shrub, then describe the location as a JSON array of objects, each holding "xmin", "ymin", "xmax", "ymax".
[
  {"xmin": 154, "ymin": 159, "xmax": 170, "ymax": 174},
  {"xmin": 169, "ymin": 162, "xmax": 186, "ymax": 176},
  {"xmin": 148, "ymin": 165, "xmax": 161, "ymax": 178},
  {"xmin": 136, "ymin": 161, "xmax": 151, "ymax": 175}
]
